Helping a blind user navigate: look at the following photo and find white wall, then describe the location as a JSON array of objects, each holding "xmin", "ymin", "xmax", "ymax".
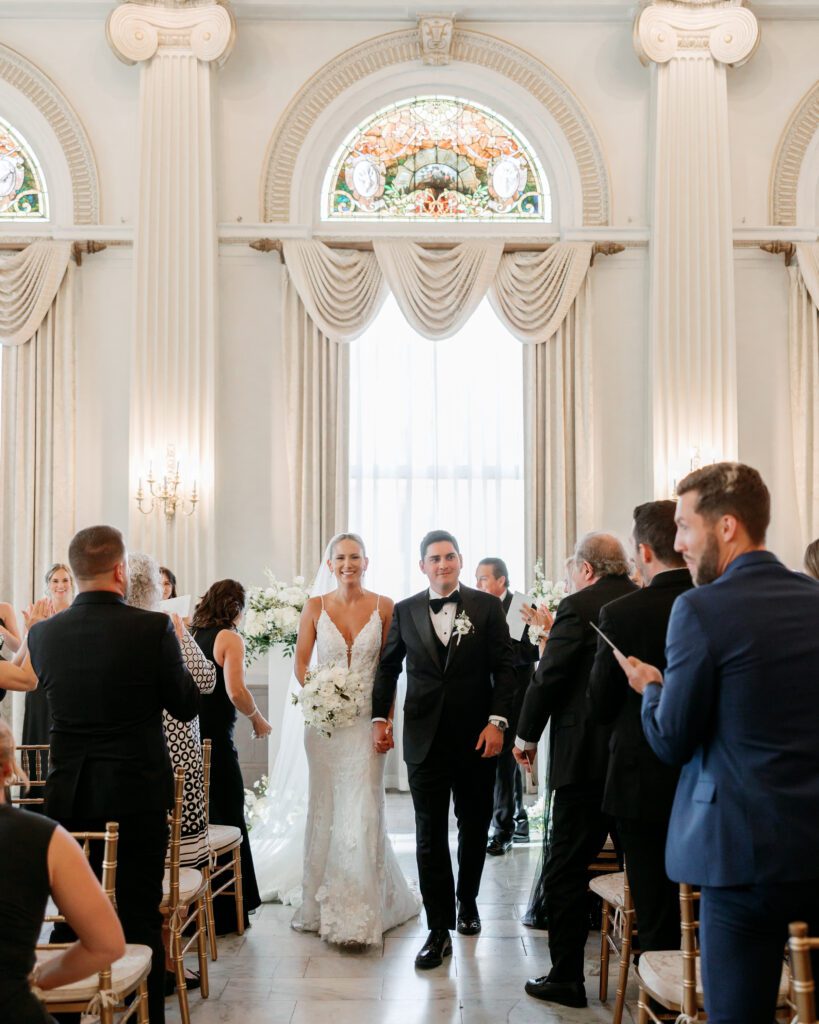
[{"xmin": 1, "ymin": 9, "xmax": 816, "ymax": 594}]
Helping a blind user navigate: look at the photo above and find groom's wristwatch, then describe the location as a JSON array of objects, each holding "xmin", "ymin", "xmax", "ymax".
[{"xmin": 488, "ymin": 716, "xmax": 508, "ymax": 732}]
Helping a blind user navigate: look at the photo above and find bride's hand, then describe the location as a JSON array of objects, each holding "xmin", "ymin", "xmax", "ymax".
[{"xmin": 372, "ymin": 720, "xmax": 394, "ymax": 755}]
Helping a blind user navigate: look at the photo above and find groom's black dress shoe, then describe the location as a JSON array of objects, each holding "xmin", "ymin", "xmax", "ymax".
[
  {"xmin": 415, "ymin": 929, "xmax": 452, "ymax": 969},
  {"xmin": 456, "ymin": 902, "xmax": 482, "ymax": 936},
  {"xmin": 486, "ymin": 834, "xmax": 513, "ymax": 856},
  {"xmin": 524, "ymin": 975, "xmax": 587, "ymax": 1007}
]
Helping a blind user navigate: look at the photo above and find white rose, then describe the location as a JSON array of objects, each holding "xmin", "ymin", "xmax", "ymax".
[{"xmin": 244, "ymin": 610, "xmax": 265, "ymax": 638}]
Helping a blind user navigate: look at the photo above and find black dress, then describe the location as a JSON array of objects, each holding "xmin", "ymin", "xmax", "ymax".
[
  {"xmin": 0, "ymin": 804, "xmax": 58, "ymax": 1023},
  {"xmin": 192, "ymin": 626, "xmax": 261, "ymax": 933}
]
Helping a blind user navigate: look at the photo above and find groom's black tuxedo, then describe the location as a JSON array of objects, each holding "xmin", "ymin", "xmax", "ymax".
[{"xmin": 373, "ymin": 584, "xmax": 517, "ymax": 930}]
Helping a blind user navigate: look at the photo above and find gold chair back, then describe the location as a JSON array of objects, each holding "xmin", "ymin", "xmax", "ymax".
[
  {"xmin": 9, "ymin": 744, "xmax": 49, "ymax": 806},
  {"xmin": 789, "ymin": 921, "xmax": 819, "ymax": 1023}
]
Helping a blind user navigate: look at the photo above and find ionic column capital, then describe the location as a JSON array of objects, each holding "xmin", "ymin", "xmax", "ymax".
[
  {"xmin": 634, "ymin": 1, "xmax": 759, "ymax": 67},
  {"xmin": 106, "ymin": 2, "xmax": 235, "ymax": 67}
]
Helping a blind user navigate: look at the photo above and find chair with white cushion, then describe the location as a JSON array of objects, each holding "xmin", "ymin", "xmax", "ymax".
[
  {"xmin": 589, "ymin": 866, "xmax": 636, "ymax": 1024},
  {"xmin": 35, "ymin": 821, "xmax": 152, "ymax": 1024},
  {"xmin": 201, "ymin": 739, "xmax": 244, "ymax": 960},
  {"xmin": 161, "ymin": 767, "xmax": 210, "ymax": 1024}
]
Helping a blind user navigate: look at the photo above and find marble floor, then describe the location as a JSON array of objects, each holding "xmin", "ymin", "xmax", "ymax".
[{"xmin": 167, "ymin": 794, "xmax": 637, "ymax": 1024}]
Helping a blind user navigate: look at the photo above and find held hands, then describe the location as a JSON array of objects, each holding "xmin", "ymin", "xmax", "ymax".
[
  {"xmin": 475, "ymin": 722, "xmax": 503, "ymax": 759},
  {"xmin": 613, "ymin": 649, "xmax": 664, "ymax": 695},
  {"xmin": 372, "ymin": 720, "xmax": 394, "ymax": 755}
]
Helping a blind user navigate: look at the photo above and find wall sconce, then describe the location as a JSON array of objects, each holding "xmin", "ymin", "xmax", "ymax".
[
  {"xmin": 135, "ymin": 445, "xmax": 198, "ymax": 520},
  {"xmin": 671, "ymin": 446, "xmax": 717, "ymax": 499}
]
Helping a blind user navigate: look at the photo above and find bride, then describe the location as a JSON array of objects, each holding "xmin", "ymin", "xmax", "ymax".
[{"xmin": 252, "ymin": 532, "xmax": 420, "ymax": 946}]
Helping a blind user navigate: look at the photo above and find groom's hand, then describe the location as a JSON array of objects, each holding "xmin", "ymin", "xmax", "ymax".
[
  {"xmin": 475, "ymin": 723, "xmax": 503, "ymax": 759},
  {"xmin": 372, "ymin": 720, "xmax": 394, "ymax": 755}
]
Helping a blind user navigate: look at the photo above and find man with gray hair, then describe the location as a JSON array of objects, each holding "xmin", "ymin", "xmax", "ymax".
[{"xmin": 514, "ymin": 533, "xmax": 636, "ymax": 1008}]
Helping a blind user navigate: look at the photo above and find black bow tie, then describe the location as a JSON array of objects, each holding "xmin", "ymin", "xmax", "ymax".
[{"xmin": 430, "ymin": 592, "xmax": 459, "ymax": 614}]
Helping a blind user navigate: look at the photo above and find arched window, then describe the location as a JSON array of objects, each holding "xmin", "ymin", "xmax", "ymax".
[
  {"xmin": 324, "ymin": 95, "xmax": 550, "ymax": 222},
  {"xmin": 0, "ymin": 116, "xmax": 48, "ymax": 220}
]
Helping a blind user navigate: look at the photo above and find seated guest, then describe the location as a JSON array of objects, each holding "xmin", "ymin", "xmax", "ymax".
[
  {"xmin": 0, "ymin": 719, "xmax": 125, "ymax": 1024},
  {"xmin": 22, "ymin": 566, "xmax": 76, "ymax": 782},
  {"xmin": 619, "ymin": 464, "xmax": 819, "ymax": 1024},
  {"xmin": 160, "ymin": 567, "xmax": 178, "ymax": 601},
  {"xmin": 22, "ymin": 525, "xmax": 200, "ymax": 1024},
  {"xmin": 804, "ymin": 538, "xmax": 819, "ymax": 580},
  {"xmin": 587, "ymin": 500, "xmax": 693, "ymax": 953},
  {"xmin": 475, "ymin": 557, "xmax": 538, "ymax": 854},
  {"xmin": 191, "ymin": 581, "xmax": 271, "ymax": 933}
]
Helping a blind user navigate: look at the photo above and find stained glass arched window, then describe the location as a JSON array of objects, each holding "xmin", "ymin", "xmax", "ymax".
[
  {"xmin": 324, "ymin": 96, "xmax": 550, "ymax": 222},
  {"xmin": 0, "ymin": 117, "xmax": 47, "ymax": 220}
]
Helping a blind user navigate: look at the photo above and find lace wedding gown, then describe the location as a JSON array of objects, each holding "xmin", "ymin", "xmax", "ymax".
[{"xmin": 290, "ymin": 600, "xmax": 421, "ymax": 945}]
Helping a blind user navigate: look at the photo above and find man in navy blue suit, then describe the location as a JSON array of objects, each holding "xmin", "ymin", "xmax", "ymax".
[{"xmin": 617, "ymin": 463, "xmax": 819, "ymax": 1024}]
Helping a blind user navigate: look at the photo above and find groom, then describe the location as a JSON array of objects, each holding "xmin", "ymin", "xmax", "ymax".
[{"xmin": 372, "ymin": 530, "xmax": 517, "ymax": 969}]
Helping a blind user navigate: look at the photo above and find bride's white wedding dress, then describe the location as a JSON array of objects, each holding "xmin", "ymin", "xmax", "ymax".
[{"xmin": 286, "ymin": 598, "xmax": 420, "ymax": 945}]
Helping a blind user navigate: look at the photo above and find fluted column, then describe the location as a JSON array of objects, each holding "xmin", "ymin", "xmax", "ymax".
[
  {"xmin": 635, "ymin": 1, "xmax": 758, "ymax": 496},
  {"xmin": 107, "ymin": 2, "xmax": 234, "ymax": 595}
]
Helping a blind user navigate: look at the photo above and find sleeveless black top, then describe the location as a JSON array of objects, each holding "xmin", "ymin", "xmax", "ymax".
[{"xmin": 0, "ymin": 804, "xmax": 58, "ymax": 1022}]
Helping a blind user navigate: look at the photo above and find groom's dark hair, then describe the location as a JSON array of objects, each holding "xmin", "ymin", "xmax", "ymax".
[{"xmin": 420, "ymin": 530, "xmax": 460, "ymax": 559}]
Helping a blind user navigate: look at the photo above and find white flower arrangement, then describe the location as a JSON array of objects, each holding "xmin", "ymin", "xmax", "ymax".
[
  {"xmin": 241, "ymin": 570, "xmax": 312, "ymax": 665},
  {"xmin": 453, "ymin": 610, "xmax": 474, "ymax": 645},
  {"xmin": 243, "ymin": 774, "xmax": 271, "ymax": 832},
  {"xmin": 292, "ymin": 661, "xmax": 368, "ymax": 738},
  {"xmin": 530, "ymin": 558, "xmax": 568, "ymax": 613}
]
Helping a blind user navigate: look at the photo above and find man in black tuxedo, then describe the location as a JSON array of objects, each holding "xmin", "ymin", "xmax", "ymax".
[
  {"xmin": 475, "ymin": 557, "xmax": 538, "ymax": 855},
  {"xmin": 372, "ymin": 530, "xmax": 517, "ymax": 969},
  {"xmin": 587, "ymin": 501, "xmax": 692, "ymax": 953},
  {"xmin": 514, "ymin": 533, "xmax": 636, "ymax": 1008},
  {"xmin": 24, "ymin": 525, "xmax": 200, "ymax": 1024}
]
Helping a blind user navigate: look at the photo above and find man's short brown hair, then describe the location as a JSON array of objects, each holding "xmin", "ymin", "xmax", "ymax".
[
  {"xmin": 677, "ymin": 463, "xmax": 770, "ymax": 544},
  {"xmin": 68, "ymin": 525, "xmax": 126, "ymax": 580},
  {"xmin": 633, "ymin": 500, "xmax": 685, "ymax": 566}
]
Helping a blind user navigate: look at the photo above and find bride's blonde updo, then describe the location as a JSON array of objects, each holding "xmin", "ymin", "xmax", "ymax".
[
  {"xmin": 0, "ymin": 718, "xmax": 27, "ymax": 788},
  {"xmin": 328, "ymin": 532, "xmax": 366, "ymax": 557}
]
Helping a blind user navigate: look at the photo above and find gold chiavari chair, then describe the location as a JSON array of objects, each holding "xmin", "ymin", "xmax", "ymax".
[
  {"xmin": 789, "ymin": 921, "xmax": 819, "ymax": 1022},
  {"xmin": 161, "ymin": 766, "xmax": 210, "ymax": 1024},
  {"xmin": 9, "ymin": 744, "xmax": 49, "ymax": 806},
  {"xmin": 201, "ymin": 738, "xmax": 244, "ymax": 961},
  {"xmin": 34, "ymin": 822, "xmax": 152, "ymax": 1024},
  {"xmin": 589, "ymin": 864, "xmax": 637, "ymax": 1024},
  {"xmin": 636, "ymin": 885, "xmax": 791, "ymax": 1023}
]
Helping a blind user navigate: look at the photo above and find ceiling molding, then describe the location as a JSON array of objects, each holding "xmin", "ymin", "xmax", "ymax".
[{"xmin": 7, "ymin": 1, "xmax": 819, "ymax": 22}]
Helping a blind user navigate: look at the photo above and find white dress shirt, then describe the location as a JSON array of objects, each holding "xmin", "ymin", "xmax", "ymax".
[{"xmin": 428, "ymin": 586, "xmax": 460, "ymax": 644}]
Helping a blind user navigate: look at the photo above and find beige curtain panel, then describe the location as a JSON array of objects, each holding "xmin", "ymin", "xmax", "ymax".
[
  {"xmin": 0, "ymin": 240, "xmax": 72, "ymax": 347},
  {"xmin": 789, "ymin": 245, "xmax": 819, "ymax": 543}
]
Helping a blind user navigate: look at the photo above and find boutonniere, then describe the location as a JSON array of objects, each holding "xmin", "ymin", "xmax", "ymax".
[{"xmin": 453, "ymin": 611, "xmax": 474, "ymax": 645}]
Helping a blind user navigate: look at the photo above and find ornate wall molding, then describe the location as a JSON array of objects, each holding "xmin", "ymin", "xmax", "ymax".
[
  {"xmin": 634, "ymin": 2, "xmax": 759, "ymax": 66},
  {"xmin": 770, "ymin": 80, "xmax": 819, "ymax": 226},
  {"xmin": 0, "ymin": 42, "xmax": 100, "ymax": 224},
  {"xmin": 107, "ymin": 2, "xmax": 235, "ymax": 66},
  {"xmin": 261, "ymin": 27, "xmax": 611, "ymax": 226}
]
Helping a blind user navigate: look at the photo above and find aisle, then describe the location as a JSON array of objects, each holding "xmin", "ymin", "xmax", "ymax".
[{"xmin": 168, "ymin": 793, "xmax": 633, "ymax": 1023}]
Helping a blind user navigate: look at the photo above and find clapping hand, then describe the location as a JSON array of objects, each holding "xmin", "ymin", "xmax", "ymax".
[
  {"xmin": 23, "ymin": 598, "xmax": 54, "ymax": 631},
  {"xmin": 520, "ymin": 603, "xmax": 554, "ymax": 633},
  {"xmin": 613, "ymin": 649, "xmax": 664, "ymax": 695}
]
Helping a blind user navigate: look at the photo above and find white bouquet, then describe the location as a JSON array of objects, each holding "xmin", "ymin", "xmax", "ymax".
[
  {"xmin": 243, "ymin": 775, "xmax": 271, "ymax": 832},
  {"xmin": 292, "ymin": 662, "xmax": 368, "ymax": 738},
  {"xmin": 241, "ymin": 570, "xmax": 312, "ymax": 665},
  {"xmin": 528, "ymin": 559, "xmax": 568, "ymax": 646}
]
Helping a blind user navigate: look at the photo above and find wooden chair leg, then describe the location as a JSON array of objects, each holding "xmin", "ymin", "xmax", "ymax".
[
  {"xmin": 637, "ymin": 984, "xmax": 650, "ymax": 1024},
  {"xmin": 171, "ymin": 919, "xmax": 191, "ymax": 1024},
  {"xmin": 203, "ymin": 864, "xmax": 218, "ymax": 960},
  {"xmin": 136, "ymin": 979, "xmax": 149, "ymax": 1024},
  {"xmin": 613, "ymin": 913, "xmax": 632, "ymax": 1024},
  {"xmin": 196, "ymin": 896, "xmax": 210, "ymax": 999},
  {"xmin": 599, "ymin": 900, "xmax": 611, "ymax": 1002},
  {"xmin": 232, "ymin": 846, "xmax": 245, "ymax": 936},
  {"xmin": 100, "ymin": 999, "xmax": 115, "ymax": 1024}
]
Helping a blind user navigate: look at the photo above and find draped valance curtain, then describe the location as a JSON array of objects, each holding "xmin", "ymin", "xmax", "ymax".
[
  {"xmin": 788, "ymin": 243, "xmax": 819, "ymax": 543},
  {"xmin": 0, "ymin": 240, "xmax": 75, "ymax": 737},
  {"xmin": 281, "ymin": 238, "xmax": 594, "ymax": 579}
]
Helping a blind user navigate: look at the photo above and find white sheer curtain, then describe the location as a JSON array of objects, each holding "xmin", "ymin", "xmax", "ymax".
[{"xmin": 348, "ymin": 294, "xmax": 524, "ymax": 788}]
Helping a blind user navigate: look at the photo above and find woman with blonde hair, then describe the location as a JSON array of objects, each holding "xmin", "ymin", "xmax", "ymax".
[
  {"xmin": 0, "ymin": 719, "xmax": 125, "ymax": 1023},
  {"xmin": 804, "ymin": 539, "xmax": 819, "ymax": 581}
]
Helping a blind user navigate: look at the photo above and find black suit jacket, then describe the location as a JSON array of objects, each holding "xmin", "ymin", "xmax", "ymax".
[
  {"xmin": 517, "ymin": 574, "xmax": 637, "ymax": 790},
  {"xmin": 372, "ymin": 584, "xmax": 517, "ymax": 765},
  {"xmin": 501, "ymin": 591, "xmax": 539, "ymax": 737},
  {"xmin": 587, "ymin": 568, "xmax": 693, "ymax": 821},
  {"xmin": 27, "ymin": 591, "xmax": 200, "ymax": 819}
]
